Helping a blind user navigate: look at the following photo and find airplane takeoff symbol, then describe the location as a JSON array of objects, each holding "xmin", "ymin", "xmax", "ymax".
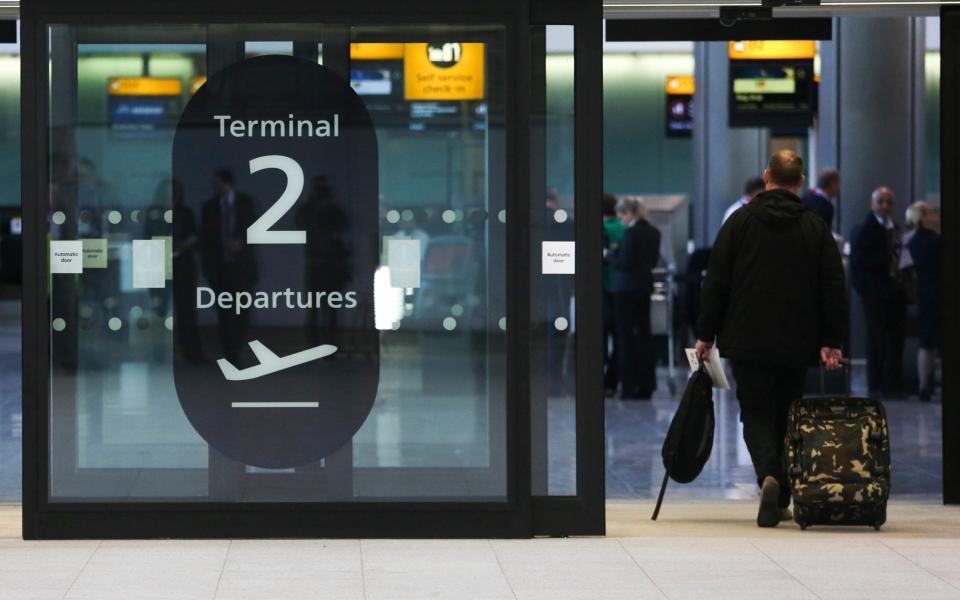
[{"xmin": 217, "ymin": 340, "xmax": 337, "ymax": 382}]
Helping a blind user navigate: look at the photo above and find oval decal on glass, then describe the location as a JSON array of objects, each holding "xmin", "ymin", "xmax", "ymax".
[{"xmin": 171, "ymin": 55, "xmax": 379, "ymax": 469}]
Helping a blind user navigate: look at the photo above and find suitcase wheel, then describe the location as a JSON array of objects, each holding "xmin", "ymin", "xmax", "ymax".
[
  {"xmin": 799, "ymin": 522, "xmax": 808, "ymax": 531},
  {"xmin": 873, "ymin": 523, "xmax": 882, "ymax": 531}
]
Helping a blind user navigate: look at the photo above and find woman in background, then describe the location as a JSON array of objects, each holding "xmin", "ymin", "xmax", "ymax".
[
  {"xmin": 608, "ymin": 197, "xmax": 661, "ymax": 400},
  {"xmin": 905, "ymin": 201, "xmax": 941, "ymax": 401}
]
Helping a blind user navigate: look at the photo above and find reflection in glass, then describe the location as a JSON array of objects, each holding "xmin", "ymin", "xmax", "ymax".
[{"xmin": 47, "ymin": 24, "xmax": 508, "ymax": 502}]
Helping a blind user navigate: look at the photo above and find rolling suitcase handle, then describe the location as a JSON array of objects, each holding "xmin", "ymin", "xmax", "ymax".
[{"xmin": 819, "ymin": 357, "xmax": 851, "ymax": 395}]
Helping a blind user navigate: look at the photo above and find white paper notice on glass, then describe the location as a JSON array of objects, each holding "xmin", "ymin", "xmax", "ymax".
[
  {"xmin": 542, "ymin": 241, "xmax": 575, "ymax": 275},
  {"xmin": 684, "ymin": 347, "xmax": 731, "ymax": 390},
  {"xmin": 50, "ymin": 240, "xmax": 83, "ymax": 274},
  {"xmin": 132, "ymin": 239, "xmax": 166, "ymax": 289},
  {"xmin": 387, "ymin": 238, "xmax": 421, "ymax": 288}
]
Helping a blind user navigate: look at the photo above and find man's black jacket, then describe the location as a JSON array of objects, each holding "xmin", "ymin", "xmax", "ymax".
[
  {"xmin": 200, "ymin": 191, "xmax": 259, "ymax": 290},
  {"xmin": 696, "ymin": 188, "xmax": 847, "ymax": 368},
  {"xmin": 849, "ymin": 212, "xmax": 898, "ymax": 299}
]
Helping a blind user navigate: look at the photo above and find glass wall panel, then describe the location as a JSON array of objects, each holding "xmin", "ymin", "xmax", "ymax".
[
  {"xmin": 47, "ymin": 23, "xmax": 508, "ymax": 502},
  {"xmin": 0, "ymin": 36, "xmax": 21, "ymax": 503},
  {"xmin": 531, "ymin": 25, "xmax": 576, "ymax": 496}
]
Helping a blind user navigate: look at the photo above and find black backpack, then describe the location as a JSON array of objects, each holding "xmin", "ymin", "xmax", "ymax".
[{"xmin": 652, "ymin": 364, "xmax": 716, "ymax": 520}]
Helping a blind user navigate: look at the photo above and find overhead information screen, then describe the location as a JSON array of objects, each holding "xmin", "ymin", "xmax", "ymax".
[
  {"xmin": 728, "ymin": 41, "xmax": 816, "ymax": 129},
  {"xmin": 665, "ymin": 75, "xmax": 693, "ymax": 138},
  {"xmin": 347, "ymin": 42, "xmax": 488, "ymax": 131},
  {"xmin": 107, "ymin": 77, "xmax": 183, "ymax": 129}
]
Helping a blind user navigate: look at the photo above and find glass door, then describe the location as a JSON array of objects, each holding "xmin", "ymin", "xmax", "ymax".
[
  {"xmin": 24, "ymin": 3, "xmax": 530, "ymax": 538},
  {"xmin": 528, "ymin": 4, "xmax": 605, "ymax": 536}
]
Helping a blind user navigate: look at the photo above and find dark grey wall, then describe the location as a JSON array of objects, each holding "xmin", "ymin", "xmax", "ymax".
[{"xmin": 692, "ymin": 41, "xmax": 769, "ymax": 247}]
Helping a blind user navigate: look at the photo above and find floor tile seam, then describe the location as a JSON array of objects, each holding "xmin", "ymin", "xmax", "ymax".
[
  {"xmin": 746, "ymin": 539, "xmax": 823, "ymax": 600},
  {"xmin": 359, "ymin": 539, "xmax": 368, "ymax": 600},
  {"xmin": 487, "ymin": 539, "xmax": 519, "ymax": 600},
  {"xmin": 878, "ymin": 538, "xmax": 960, "ymax": 593},
  {"xmin": 211, "ymin": 539, "xmax": 232, "ymax": 600},
  {"xmin": 59, "ymin": 539, "xmax": 102, "ymax": 600},
  {"xmin": 614, "ymin": 538, "xmax": 670, "ymax": 600}
]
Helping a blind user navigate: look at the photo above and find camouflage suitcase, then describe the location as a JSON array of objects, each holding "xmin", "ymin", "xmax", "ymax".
[{"xmin": 786, "ymin": 367, "xmax": 891, "ymax": 531}]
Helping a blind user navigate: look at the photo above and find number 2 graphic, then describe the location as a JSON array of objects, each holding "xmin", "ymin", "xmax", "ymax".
[{"xmin": 246, "ymin": 155, "xmax": 307, "ymax": 245}]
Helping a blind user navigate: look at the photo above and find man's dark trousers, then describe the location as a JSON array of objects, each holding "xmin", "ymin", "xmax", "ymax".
[
  {"xmin": 603, "ymin": 291, "xmax": 619, "ymax": 391},
  {"xmin": 730, "ymin": 360, "xmax": 807, "ymax": 508},
  {"xmin": 614, "ymin": 291, "xmax": 654, "ymax": 398},
  {"xmin": 862, "ymin": 293, "xmax": 906, "ymax": 394}
]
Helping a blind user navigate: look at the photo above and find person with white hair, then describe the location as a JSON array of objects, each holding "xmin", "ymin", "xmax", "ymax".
[
  {"xmin": 849, "ymin": 186, "xmax": 908, "ymax": 398},
  {"xmin": 904, "ymin": 201, "xmax": 941, "ymax": 401}
]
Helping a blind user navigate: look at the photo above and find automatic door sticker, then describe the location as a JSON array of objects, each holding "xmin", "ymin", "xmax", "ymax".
[{"xmin": 172, "ymin": 55, "xmax": 380, "ymax": 469}]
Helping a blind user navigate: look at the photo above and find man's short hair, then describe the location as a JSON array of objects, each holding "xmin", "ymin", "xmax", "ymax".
[
  {"xmin": 871, "ymin": 186, "xmax": 895, "ymax": 205},
  {"xmin": 816, "ymin": 169, "xmax": 840, "ymax": 190},
  {"xmin": 213, "ymin": 168, "xmax": 235, "ymax": 186},
  {"xmin": 743, "ymin": 177, "xmax": 765, "ymax": 196},
  {"xmin": 766, "ymin": 150, "xmax": 805, "ymax": 188}
]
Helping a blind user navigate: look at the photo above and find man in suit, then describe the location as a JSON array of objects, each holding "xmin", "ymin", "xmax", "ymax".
[
  {"xmin": 695, "ymin": 150, "xmax": 846, "ymax": 527},
  {"xmin": 200, "ymin": 168, "xmax": 259, "ymax": 364},
  {"xmin": 849, "ymin": 187, "xmax": 907, "ymax": 397},
  {"xmin": 801, "ymin": 169, "xmax": 840, "ymax": 228},
  {"xmin": 608, "ymin": 196, "xmax": 661, "ymax": 399}
]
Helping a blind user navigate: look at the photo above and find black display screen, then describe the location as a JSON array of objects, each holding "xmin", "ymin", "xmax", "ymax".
[
  {"xmin": 728, "ymin": 59, "xmax": 815, "ymax": 128},
  {"xmin": 666, "ymin": 94, "xmax": 693, "ymax": 138}
]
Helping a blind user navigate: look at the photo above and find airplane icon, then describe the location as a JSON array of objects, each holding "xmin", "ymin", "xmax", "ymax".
[{"xmin": 217, "ymin": 340, "xmax": 338, "ymax": 381}]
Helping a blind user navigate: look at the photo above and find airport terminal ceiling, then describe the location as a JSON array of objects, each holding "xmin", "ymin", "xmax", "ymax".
[{"xmin": 0, "ymin": 0, "xmax": 954, "ymax": 19}]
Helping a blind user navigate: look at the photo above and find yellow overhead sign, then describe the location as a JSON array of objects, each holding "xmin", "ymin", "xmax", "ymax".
[
  {"xmin": 665, "ymin": 75, "xmax": 695, "ymax": 95},
  {"xmin": 190, "ymin": 76, "xmax": 207, "ymax": 95},
  {"xmin": 404, "ymin": 42, "xmax": 485, "ymax": 101},
  {"xmin": 108, "ymin": 77, "xmax": 183, "ymax": 96},
  {"xmin": 351, "ymin": 43, "xmax": 406, "ymax": 60},
  {"xmin": 728, "ymin": 40, "xmax": 816, "ymax": 60}
]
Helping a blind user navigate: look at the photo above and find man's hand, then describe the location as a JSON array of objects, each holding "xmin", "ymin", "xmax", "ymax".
[
  {"xmin": 695, "ymin": 340, "xmax": 713, "ymax": 362},
  {"xmin": 820, "ymin": 347, "xmax": 843, "ymax": 370}
]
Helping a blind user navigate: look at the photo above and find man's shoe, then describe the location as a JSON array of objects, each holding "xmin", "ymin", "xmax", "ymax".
[
  {"xmin": 780, "ymin": 506, "xmax": 793, "ymax": 522},
  {"xmin": 757, "ymin": 476, "xmax": 781, "ymax": 528}
]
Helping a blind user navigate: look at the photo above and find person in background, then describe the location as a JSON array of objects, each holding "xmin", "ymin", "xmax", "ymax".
[
  {"xmin": 695, "ymin": 150, "xmax": 846, "ymax": 528},
  {"xmin": 801, "ymin": 169, "xmax": 841, "ymax": 228},
  {"xmin": 722, "ymin": 177, "xmax": 765, "ymax": 225},
  {"xmin": 904, "ymin": 201, "xmax": 941, "ymax": 401},
  {"xmin": 168, "ymin": 179, "xmax": 204, "ymax": 363},
  {"xmin": 200, "ymin": 168, "xmax": 259, "ymax": 366},
  {"xmin": 608, "ymin": 196, "xmax": 661, "ymax": 400},
  {"xmin": 849, "ymin": 187, "xmax": 907, "ymax": 398},
  {"xmin": 602, "ymin": 193, "xmax": 626, "ymax": 396}
]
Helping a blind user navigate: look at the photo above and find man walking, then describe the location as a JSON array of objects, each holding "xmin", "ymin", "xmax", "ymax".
[{"xmin": 695, "ymin": 150, "xmax": 846, "ymax": 528}]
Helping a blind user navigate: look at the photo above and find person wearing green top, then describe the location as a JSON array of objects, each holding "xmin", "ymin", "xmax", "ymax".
[{"xmin": 602, "ymin": 193, "xmax": 625, "ymax": 394}]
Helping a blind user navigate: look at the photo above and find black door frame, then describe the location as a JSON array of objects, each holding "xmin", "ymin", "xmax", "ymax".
[
  {"xmin": 940, "ymin": 6, "xmax": 959, "ymax": 505},
  {"xmin": 608, "ymin": 12, "xmax": 959, "ymax": 506},
  {"xmin": 21, "ymin": 0, "xmax": 557, "ymax": 539},
  {"xmin": 528, "ymin": 0, "xmax": 606, "ymax": 537}
]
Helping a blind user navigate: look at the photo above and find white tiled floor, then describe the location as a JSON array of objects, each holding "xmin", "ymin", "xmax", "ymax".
[{"xmin": 3, "ymin": 531, "xmax": 960, "ymax": 600}]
